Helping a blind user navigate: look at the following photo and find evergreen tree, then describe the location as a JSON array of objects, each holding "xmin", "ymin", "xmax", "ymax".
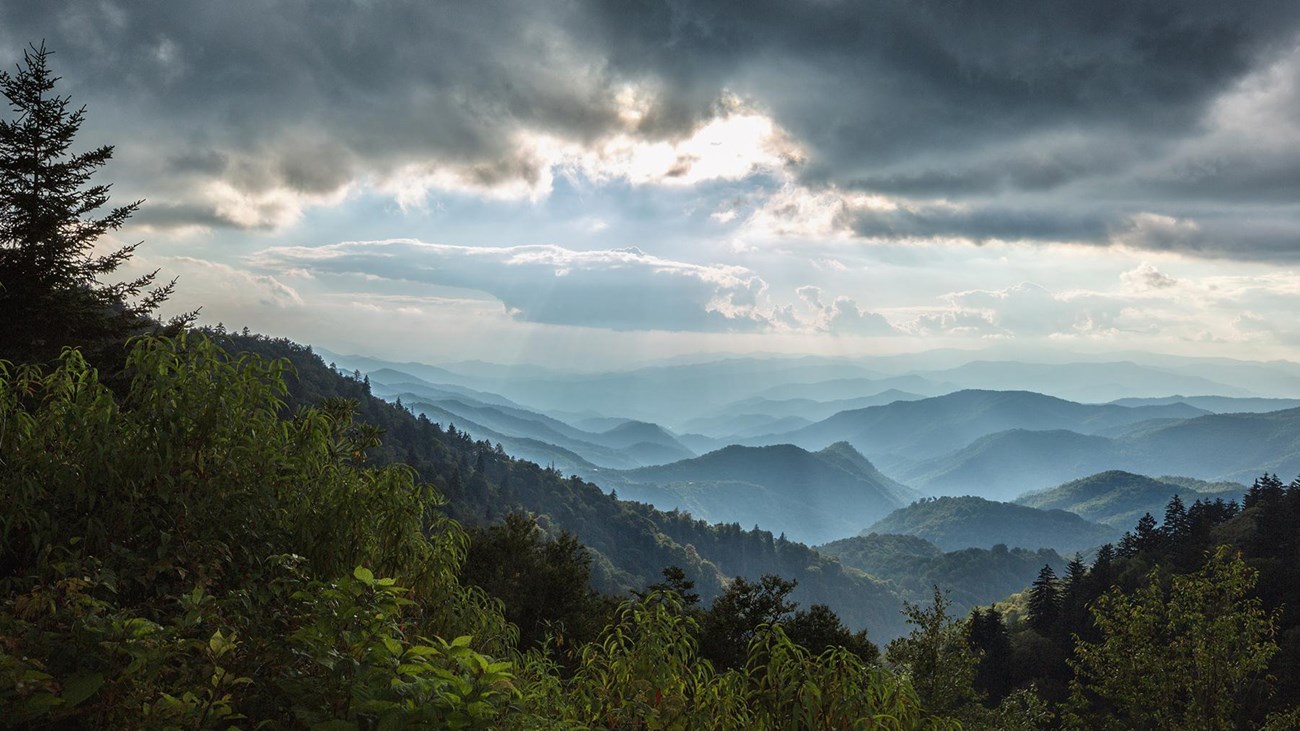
[
  {"xmin": 0, "ymin": 43, "xmax": 185, "ymax": 362},
  {"xmin": 1162, "ymin": 494, "xmax": 1189, "ymax": 539},
  {"xmin": 1119, "ymin": 512, "xmax": 1162, "ymax": 558},
  {"xmin": 1027, "ymin": 564, "xmax": 1060, "ymax": 633},
  {"xmin": 1059, "ymin": 554, "xmax": 1091, "ymax": 639},
  {"xmin": 1244, "ymin": 473, "xmax": 1285, "ymax": 509},
  {"xmin": 639, "ymin": 565, "xmax": 700, "ymax": 607},
  {"xmin": 967, "ymin": 607, "xmax": 1012, "ymax": 704}
]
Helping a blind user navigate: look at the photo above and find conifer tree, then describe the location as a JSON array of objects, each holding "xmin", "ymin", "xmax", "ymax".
[
  {"xmin": 1027, "ymin": 564, "xmax": 1060, "ymax": 633},
  {"xmin": 0, "ymin": 43, "xmax": 185, "ymax": 363},
  {"xmin": 1162, "ymin": 494, "xmax": 1189, "ymax": 539}
]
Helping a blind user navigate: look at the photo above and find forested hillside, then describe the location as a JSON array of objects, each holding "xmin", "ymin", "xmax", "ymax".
[
  {"xmin": 217, "ymin": 330, "xmax": 908, "ymax": 639},
  {"xmin": 1016, "ymin": 470, "xmax": 1244, "ymax": 527},
  {"xmin": 819, "ymin": 535, "xmax": 1065, "ymax": 620},
  {"xmin": 864, "ymin": 496, "xmax": 1120, "ymax": 553},
  {"xmin": 0, "ymin": 336, "xmax": 953, "ymax": 727}
]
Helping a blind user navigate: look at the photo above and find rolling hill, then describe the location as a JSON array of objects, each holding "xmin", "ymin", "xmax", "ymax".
[
  {"xmin": 819, "ymin": 533, "xmax": 1065, "ymax": 619},
  {"xmin": 863, "ymin": 496, "xmax": 1120, "ymax": 552},
  {"xmin": 1015, "ymin": 471, "xmax": 1245, "ymax": 528}
]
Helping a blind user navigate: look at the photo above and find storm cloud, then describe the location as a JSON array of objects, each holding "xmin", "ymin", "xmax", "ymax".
[{"xmin": 6, "ymin": 1, "xmax": 1300, "ymax": 258}]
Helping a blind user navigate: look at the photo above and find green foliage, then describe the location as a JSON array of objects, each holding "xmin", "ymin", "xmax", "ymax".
[
  {"xmin": 511, "ymin": 591, "xmax": 953, "ymax": 730},
  {"xmin": 820, "ymin": 534, "xmax": 1065, "ymax": 621},
  {"xmin": 461, "ymin": 513, "xmax": 615, "ymax": 656},
  {"xmin": 0, "ymin": 333, "xmax": 1001, "ymax": 728},
  {"xmin": 885, "ymin": 589, "xmax": 982, "ymax": 718},
  {"xmin": 1065, "ymin": 546, "xmax": 1279, "ymax": 730},
  {"xmin": 0, "ymin": 335, "xmax": 515, "ymax": 727}
]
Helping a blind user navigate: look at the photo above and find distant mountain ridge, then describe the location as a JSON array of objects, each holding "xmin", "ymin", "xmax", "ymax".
[
  {"xmin": 604, "ymin": 442, "xmax": 919, "ymax": 544},
  {"xmin": 1109, "ymin": 395, "xmax": 1300, "ymax": 413},
  {"xmin": 758, "ymin": 389, "xmax": 1209, "ymax": 463},
  {"xmin": 899, "ymin": 408, "xmax": 1300, "ymax": 500}
]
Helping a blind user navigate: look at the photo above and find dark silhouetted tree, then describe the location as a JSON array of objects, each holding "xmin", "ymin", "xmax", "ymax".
[
  {"xmin": 1027, "ymin": 564, "xmax": 1060, "ymax": 633},
  {"xmin": 699, "ymin": 574, "xmax": 797, "ymax": 669},
  {"xmin": 967, "ymin": 606, "xmax": 1012, "ymax": 704},
  {"xmin": 783, "ymin": 603, "xmax": 879, "ymax": 664},
  {"xmin": 639, "ymin": 565, "xmax": 700, "ymax": 607},
  {"xmin": 0, "ymin": 43, "xmax": 187, "ymax": 362}
]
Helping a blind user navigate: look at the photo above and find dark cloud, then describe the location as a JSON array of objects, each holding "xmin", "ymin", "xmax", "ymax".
[
  {"xmin": 585, "ymin": 0, "xmax": 1300, "ymax": 174},
  {"xmin": 5, "ymin": 1, "xmax": 1300, "ymax": 257}
]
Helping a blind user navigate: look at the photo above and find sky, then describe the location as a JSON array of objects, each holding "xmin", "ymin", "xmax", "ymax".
[{"xmin": 6, "ymin": 1, "xmax": 1300, "ymax": 369}]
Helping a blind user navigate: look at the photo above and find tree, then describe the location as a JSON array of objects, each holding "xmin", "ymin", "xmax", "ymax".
[
  {"xmin": 0, "ymin": 43, "xmax": 184, "ymax": 363},
  {"xmin": 460, "ymin": 513, "xmax": 611, "ymax": 653},
  {"xmin": 967, "ymin": 607, "xmax": 1012, "ymax": 704},
  {"xmin": 699, "ymin": 574, "xmax": 797, "ymax": 669},
  {"xmin": 638, "ymin": 565, "xmax": 700, "ymax": 608},
  {"xmin": 1162, "ymin": 494, "xmax": 1189, "ymax": 539},
  {"xmin": 1065, "ymin": 547, "xmax": 1279, "ymax": 730},
  {"xmin": 783, "ymin": 603, "xmax": 879, "ymax": 664},
  {"xmin": 885, "ymin": 587, "xmax": 982, "ymax": 716},
  {"xmin": 1026, "ymin": 564, "xmax": 1060, "ymax": 633}
]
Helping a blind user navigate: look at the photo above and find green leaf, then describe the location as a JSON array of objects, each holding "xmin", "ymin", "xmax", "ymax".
[
  {"xmin": 310, "ymin": 721, "xmax": 359, "ymax": 731},
  {"xmin": 353, "ymin": 566, "xmax": 375, "ymax": 584},
  {"xmin": 61, "ymin": 672, "xmax": 104, "ymax": 707}
]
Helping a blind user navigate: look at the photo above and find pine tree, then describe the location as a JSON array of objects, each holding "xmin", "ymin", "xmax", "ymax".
[
  {"xmin": 0, "ymin": 43, "xmax": 185, "ymax": 362},
  {"xmin": 1027, "ymin": 564, "xmax": 1060, "ymax": 633},
  {"xmin": 967, "ymin": 606, "xmax": 1012, "ymax": 703},
  {"xmin": 1162, "ymin": 494, "xmax": 1189, "ymax": 539}
]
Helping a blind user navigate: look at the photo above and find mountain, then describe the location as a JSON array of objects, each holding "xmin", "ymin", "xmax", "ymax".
[
  {"xmin": 898, "ymin": 429, "xmax": 1121, "ymax": 502},
  {"xmin": 864, "ymin": 496, "xmax": 1121, "ymax": 553},
  {"xmin": 1015, "ymin": 471, "xmax": 1245, "ymax": 528},
  {"xmin": 226, "ymin": 334, "xmax": 912, "ymax": 640},
  {"xmin": 695, "ymin": 390, "xmax": 926, "ymax": 426},
  {"xmin": 1109, "ymin": 395, "xmax": 1300, "ymax": 413},
  {"xmin": 771, "ymin": 390, "xmax": 1208, "ymax": 464},
  {"xmin": 403, "ymin": 400, "xmax": 605, "ymax": 476},
  {"xmin": 677, "ymin": 412, "xmax": 814, "ymax": 439},
  {"xmin": 604, "ymin": 442, "xmax": 920, "ymax": 544},
  {"xmin": 819, "ymin": 533, "xmax": 1065, "ymax": 619},
  {"xmin": 390, "ymin": 392, "xmax": 695, "ymax": 470},
  {"xmin": 398, "ymin": 356, "xmax": 889, "ymax": 424},
  {"xmin": 915, "ymin": 361, "xmax": 1250, "ymax": 403},
  {"xmin": 754, "ymin": 376, "xmax": 950, "ymax": 402},
  {"xmin": 894, "ymin": 406, "xmax": 1300, "ymax": 501}
]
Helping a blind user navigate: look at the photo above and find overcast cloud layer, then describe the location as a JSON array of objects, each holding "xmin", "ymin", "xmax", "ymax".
[{"xmin": 6, "ymin": 1, "xmax": 1300, "ymax": 364}]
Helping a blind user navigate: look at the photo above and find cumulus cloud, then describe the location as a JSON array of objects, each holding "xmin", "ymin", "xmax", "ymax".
[
  {"xmin": 792, "ymin": 285, "xmax": 895, "ymax": 335},
  {"xmin": 1121, "ymin": 262, "xmax": 1182, "ymax": 291}
]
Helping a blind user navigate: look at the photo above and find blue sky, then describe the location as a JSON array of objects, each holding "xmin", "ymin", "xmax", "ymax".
[{"xmin": 7, "ymin": 1, "xmax": 1300, "ymax": 368}]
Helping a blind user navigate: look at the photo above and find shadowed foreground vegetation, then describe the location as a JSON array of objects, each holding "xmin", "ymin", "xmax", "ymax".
[{"xmin": 2, "ymin": 335, "xmax": 1300, "ymax": 729}]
